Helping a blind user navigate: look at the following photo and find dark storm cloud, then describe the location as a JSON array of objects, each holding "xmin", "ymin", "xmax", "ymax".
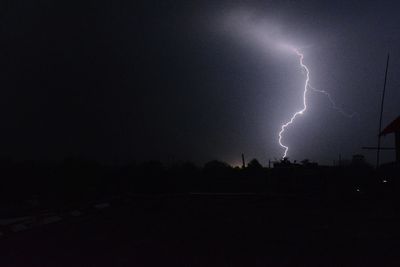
[{"xmin": 0, "ymin": 0, "xmax": 399, "ymax": 164}]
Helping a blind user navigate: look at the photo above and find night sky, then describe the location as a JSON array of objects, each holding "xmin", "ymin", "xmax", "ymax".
[{"xmin": 1, "ymin": 0, "xmax": 399, "ymax": 165}]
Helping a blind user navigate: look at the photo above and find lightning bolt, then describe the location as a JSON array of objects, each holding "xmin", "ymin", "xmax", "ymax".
[
  {"xmin": 278, "ymin": 48, "xmax": 358, "ymax": 159},
  {"xmin": 278, "ymin": 48, "xmax": 309, "ymax": 159}
]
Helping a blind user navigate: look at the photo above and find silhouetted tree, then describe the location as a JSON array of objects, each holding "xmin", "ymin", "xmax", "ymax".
[
  {"xmin": 301, "ymin": 159, "xmax": 310, "ymax": 166},
  {"xmin": 247, "ymin": 159, "xmax": 263, "ymax": 169},
  {"xmin": 204, "ymin": 160, "xmax": 231, "ymax": 170},
  {"xmin": 203, "ymin": 160, "xmax": 232, "ymax": 178}
]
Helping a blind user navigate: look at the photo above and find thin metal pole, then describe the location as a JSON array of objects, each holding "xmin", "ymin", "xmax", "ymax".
[{"xmin": 377, "ymin": 54, "xmax": 390, "ymax": 168}]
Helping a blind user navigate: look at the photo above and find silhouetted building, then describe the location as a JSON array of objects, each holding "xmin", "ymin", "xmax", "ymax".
[{"xmin": 380, "ymin": 116, "xmax": 400, "ymax": 162}]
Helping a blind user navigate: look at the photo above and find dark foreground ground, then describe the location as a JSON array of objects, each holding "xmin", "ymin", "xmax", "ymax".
[{"xmin": 1, "ymin": 193, "xmax": 400, "ymax": 266}]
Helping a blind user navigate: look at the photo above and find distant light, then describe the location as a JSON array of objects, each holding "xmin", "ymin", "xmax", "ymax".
[
  {"xmin": 356, "ymin": 188, "xmax": 360, "ymax": 192},
  {"xmin": 383, "ymin": 179, "xmax": 388, "ymax": 183}
]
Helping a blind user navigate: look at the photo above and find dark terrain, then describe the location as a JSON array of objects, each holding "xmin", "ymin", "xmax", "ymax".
[{"xmin": 0, "ymin": 159, "xmax": 399, "ymax": 266}]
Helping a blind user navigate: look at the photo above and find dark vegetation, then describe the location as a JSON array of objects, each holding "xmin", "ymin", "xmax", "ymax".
[{"xmin": 0, "ymin": 156, "xmax": 398, "ymax": 217}]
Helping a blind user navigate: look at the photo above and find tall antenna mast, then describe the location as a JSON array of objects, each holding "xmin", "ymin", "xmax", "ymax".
[{"xmin": 376, "ymin": 54, "xmax": 390, "ymax": 168}]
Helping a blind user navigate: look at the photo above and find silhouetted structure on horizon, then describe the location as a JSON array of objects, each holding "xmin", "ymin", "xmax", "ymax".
[{"xmin": 380, "ymin": 116, "xmax": 400, "ymax": 163}]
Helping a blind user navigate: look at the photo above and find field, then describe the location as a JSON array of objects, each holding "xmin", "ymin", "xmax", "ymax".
[{"xmin": 1, "ymin": 192, "xmax": 399, "ymax": 266}]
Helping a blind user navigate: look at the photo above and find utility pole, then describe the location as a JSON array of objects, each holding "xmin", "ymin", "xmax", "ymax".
[
  {"xmin": 377, "ymin": 54, "xmax": 390, "ymax": 169},
  {"xmin": 241, "ymin": 153, "xmax": 246, "ymax": 168}
]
